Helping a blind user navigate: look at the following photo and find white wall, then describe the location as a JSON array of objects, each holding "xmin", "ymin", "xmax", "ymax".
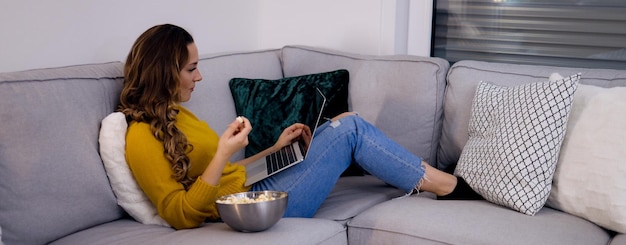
[
  {"xmin": 0, "ymin": 0, "xmax": 432, "ymax": 73},
  {"xmin": 256, "ymin": 0, "xmax": 398, "ymax": 55},
  {"xmin": 0, "ymin": 0, "xmax": 259, "ymax": 73}
]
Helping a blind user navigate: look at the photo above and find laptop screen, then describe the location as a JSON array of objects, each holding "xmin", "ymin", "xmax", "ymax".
[{"xmin": 300, "ymin": 87, "xmax": 327, "ymax": 157}]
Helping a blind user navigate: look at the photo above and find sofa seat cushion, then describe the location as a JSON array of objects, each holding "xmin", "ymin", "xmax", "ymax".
[
  {"xmin": 348, "ymin": 194, "xmax": 611, "ymax": 245},
  {"xmin": 612, "ymin": 234, "xmax": 626, "ymax": 245},
  {"xmin": 314, "ymin": 175, "xmax": 404, "ymax": 224},
  {"xmin": 51, "ymin": 218, "xmax": 346, "ymax": 245}
]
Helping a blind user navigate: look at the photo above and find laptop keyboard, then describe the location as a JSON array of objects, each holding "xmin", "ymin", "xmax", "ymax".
[{"xmin": 266, "ymin": 144, "xmax": 298, "ymax": 174}]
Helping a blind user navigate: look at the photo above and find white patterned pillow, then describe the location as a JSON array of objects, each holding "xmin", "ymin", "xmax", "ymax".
[
  {"xmin": 455, "ymin": 73, "xmax": 580, "ymax": 215},
  {"xmin": 99, "ymin": 112, "xmax": 170, "ymax": 227},
  {"xmin": 547, "ymin": 83, "xmax": 626, "ymax": 233}
]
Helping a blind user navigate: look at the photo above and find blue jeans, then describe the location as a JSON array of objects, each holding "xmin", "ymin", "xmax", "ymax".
[{"xmin": 251, "ymin": 115, "xmax": 425, "ymax": 217}]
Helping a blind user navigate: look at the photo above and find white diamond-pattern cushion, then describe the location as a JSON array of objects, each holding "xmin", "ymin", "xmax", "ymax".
[{"xmin": 455, "ymin": 73, "xmax": 580, "ymax": 215}]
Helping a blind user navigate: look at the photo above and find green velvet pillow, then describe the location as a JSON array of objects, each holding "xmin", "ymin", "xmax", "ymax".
[{"xmin": 229, "ymin": 69, "xmax": 349, "ymax": 158}]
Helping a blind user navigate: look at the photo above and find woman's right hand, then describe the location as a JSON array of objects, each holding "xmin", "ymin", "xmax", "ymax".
[
  {"xmin": 273, "ymin": 123, "xmax": 311, "ymax": 150},
  {"xmin": 201, "ymin": 117, "xmax": 251, "ymax": 186},
  {"xmin": 217, "ymin": 116, "xmax": 252, "ymax": 158}
]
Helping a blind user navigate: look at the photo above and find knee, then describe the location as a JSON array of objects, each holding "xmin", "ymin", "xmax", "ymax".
[
  {"xmin": 330, "ymin": 112, "xmax": 358, "ymax": 122},
  {"xmin": 329, "ymin": 112, "xmax": 369, "ymax": 132}
]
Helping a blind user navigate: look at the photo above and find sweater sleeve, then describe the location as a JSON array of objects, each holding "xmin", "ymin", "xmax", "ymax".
[{"xmin": 125, "ymin": 122, "xmax": 220, "ymax": 229}]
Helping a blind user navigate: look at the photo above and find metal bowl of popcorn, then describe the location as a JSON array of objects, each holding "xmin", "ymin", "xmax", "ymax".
[{"xmin": 216, "ymin": 191, "xmax": 288, "ymax": 232}]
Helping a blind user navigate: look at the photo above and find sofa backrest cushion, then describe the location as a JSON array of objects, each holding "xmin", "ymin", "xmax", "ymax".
[
  {"xmin": 0, "ymin": 62, "xmax": 126, "ymax": 244},
  {"xmin": 182, "ymin": 49, "xmax": 284, "ymax": 162},
  {"xmin": 438, "ymin": 60, "xmax": 626, "ymax": 171},
  {"xmin": 281, "ymin": 45, "xmax": 450, "ymax": 164}
]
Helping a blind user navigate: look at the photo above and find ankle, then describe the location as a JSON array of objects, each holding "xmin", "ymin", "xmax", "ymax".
[
  {"xmin": 421, "ymin": 163, "xmax": 457, "ymax": 196},
  {"xmin": 438, "ymin": 176, "xmax": 457, "ymax": 196}
]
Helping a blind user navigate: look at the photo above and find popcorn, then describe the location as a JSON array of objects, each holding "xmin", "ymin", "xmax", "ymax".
[
  {"xmin": 217, "ymin": 193, "xmax": 276, "ymax": 204},
  {"xmin": 236, "ymin": 116, "xmax": 244, "ymax": 124}
]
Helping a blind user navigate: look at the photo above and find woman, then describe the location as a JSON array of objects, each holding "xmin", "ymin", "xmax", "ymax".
[{"xmin": 120, "ymin": 24, "xmax": 478, "ymax": 230}]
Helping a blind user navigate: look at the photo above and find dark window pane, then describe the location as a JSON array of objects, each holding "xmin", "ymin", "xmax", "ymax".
[{"xmin": 433, "ymin": 0, "xmax": 626, "ymax": 69}]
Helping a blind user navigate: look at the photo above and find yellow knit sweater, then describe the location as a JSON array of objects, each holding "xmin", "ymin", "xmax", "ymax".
[{"xmin": 125, "ymin": 106, "xmax": 249, "ymax": 229}]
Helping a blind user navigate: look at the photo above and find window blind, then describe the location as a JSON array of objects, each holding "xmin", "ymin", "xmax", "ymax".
[{"xmin": 432, "ymin": 0, "xmax": 626, "ymax": 69}]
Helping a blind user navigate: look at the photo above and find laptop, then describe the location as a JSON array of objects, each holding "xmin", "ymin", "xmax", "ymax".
[{"xmin": 244, "ymin": 88, "xmax": 327, "ymax": 186}]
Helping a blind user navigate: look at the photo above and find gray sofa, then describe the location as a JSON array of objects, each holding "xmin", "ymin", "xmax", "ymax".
[{"xmin": 1, "ymin": 45, "xmax": 624, "ymax": 245}]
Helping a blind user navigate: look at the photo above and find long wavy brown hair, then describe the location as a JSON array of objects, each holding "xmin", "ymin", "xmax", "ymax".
[{"xmin": 119, "ymin": 24, "xmax": 195, "ymax": 189}]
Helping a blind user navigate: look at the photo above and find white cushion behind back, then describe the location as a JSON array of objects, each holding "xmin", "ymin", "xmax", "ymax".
[{"xmin": 99, "ymin": 112, "xmax": 170, "ymax": 227}]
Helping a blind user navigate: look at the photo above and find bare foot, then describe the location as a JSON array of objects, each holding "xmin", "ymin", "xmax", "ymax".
[{"xmin": 420, "ymin": 162, "xmax": 457, "ymax": 196}]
